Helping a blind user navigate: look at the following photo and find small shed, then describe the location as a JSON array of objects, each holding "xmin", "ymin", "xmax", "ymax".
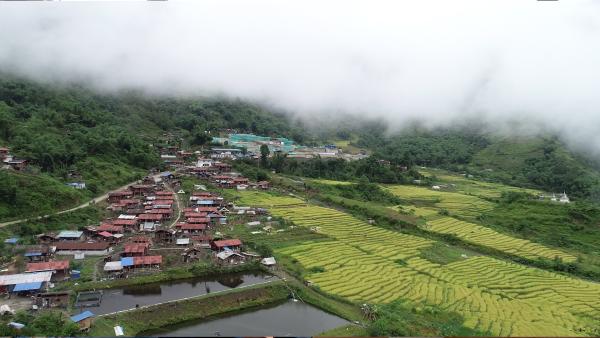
[
  {"xmin": 260, "ymin": 257, "xmax": 277, "ymax": 267},
  {"xmin": 216, "ymin": 251, "xmax": 245, "ymax": 265},
  {"xmin": 70, "ymin": 311, "xmax": 95, "ymax": 331},
  {"xmin": 104, "ymin": 261, "xmax": 123, "ymax": 273}
]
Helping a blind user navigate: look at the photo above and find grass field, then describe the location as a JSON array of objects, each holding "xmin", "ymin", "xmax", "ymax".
[
  {"xmin": 384, "ymin": 185, "xmax": 495, "ymax": 218},
  {"xmin": 230, "ymin": 190, "xmax": 600, "ymax": 336},
  {"xmin": 426, "ymin": 217, "xmax": 577, "ymax": 262}
]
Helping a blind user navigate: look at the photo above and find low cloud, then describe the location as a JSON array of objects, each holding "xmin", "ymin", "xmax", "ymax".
[{"xmin": 1, "ymin": 0, "xmax": 599, "ymax": 151}]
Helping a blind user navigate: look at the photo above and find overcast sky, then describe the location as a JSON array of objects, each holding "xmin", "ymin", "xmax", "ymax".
[{"xmin": 0, "ymin": 0, "xmax": 599, "ymax": 150}]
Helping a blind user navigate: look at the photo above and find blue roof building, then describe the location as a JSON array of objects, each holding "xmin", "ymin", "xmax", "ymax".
[{"xmin": 70, "ymin": 311, "xmax": 95, "ymax": 323}]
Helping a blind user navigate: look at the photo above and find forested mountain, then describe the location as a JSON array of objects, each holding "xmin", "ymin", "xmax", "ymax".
[
  {"xmin": 352, "ymin": 126, "xmax": 600, "ymax": 200},
  {"xmin": 1, "ymin": 75, "xmax": 600, "ymax": 222}
]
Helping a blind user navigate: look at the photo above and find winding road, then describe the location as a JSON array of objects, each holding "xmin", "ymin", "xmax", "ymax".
[{"xmin": 0, "ymin": 171, "xmax": 168, "ymax": 228}]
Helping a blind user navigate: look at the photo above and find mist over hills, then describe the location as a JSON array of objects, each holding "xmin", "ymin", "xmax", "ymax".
[
  {"xmin": 1, "ymin": 0, "xmax": 600, "ymax": 156},
  {"xmin": 1, "ymin": 75, "xmax": 600, "ymax": 208}
]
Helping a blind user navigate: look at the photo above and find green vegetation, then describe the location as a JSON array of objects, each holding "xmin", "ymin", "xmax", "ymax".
[
  {"xmin": 0, "ymin": 170, "xmax": 86, "ymax": 220},
  {"xmin": 258, "ymin": 156, "xmax": 421, "ymax": 184},
  {"xmin": 367, "ymin": 301, "xmax": 487, "ymax": 336},
  {"xmin": 0, "ymin": 311, "xmax": 80, "ymax": 336}
]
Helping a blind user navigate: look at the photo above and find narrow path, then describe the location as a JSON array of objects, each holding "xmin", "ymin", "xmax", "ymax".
[
  {"xmin": 165, "ymin": 181, "xmax": 183, "ymax": 228},
  {"xmin": 0, "ymin": 171, "xmax": 167, "ymax": 228}
]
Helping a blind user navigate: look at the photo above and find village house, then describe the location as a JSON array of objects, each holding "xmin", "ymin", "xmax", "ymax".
[
  {"xmin": 121, "ymin": 243, "xmax": 149, "ymax": 257},
  {"xmin": 112, "ymin": 219, "xmax": 139, "ymax": 232},
  {"xmin": 182, "ymin": 246, "xmax": 205, "ymax": 262},
  {"xmin": 216, "ymin": 251, "xmax": 245, "ymax": 265},
  {"xmin": 130, "ymin": 184, "xmax": 154, "ymax": 196},
  {"xmin": 54, "ymin": 242, "xmax": 112, "ymax": 256},
  {"xmin": 178, "ymin": 223, "xmax": 206, "ymax": 234},
  {"xmin": 210, "ymin": 148, "xmax": 243, "ymax": 159},
  {"xmin": 147, "ymin": 208, "xmax": 173, "ymax": 220},
  {"xmin": 190, "ymin": 235, "xmax": 212, "ymax": 247},
  {"xmin": 129, "ymin": 235, "xmax": 152, "ymax": 246},
  {"xmin": 187, "ymin": 217, "xmax": 210, "ymax": 226},
  {"xmin": 70, "ymin": 311, "xmax": 95, "ymax": 331},
  {"xmin": 96, "ymin": 223, "xmax": 124, "ymax": 234},
  {"xmin": 214, "ymin": 162, "xmax": 232, "ymax": 173},
  {"xmin": 26, "ymin": 260, "xmax": 70, "ymax": 281},
  {"xmin": 254, "ymin": 181, "xmax": 270, "ymax": 190},
  {"xmin": 0, "ymin": 271, "xmax": 53, "ymax": 295},
  {"xmin": 191, "ymin": 166, "xmax": 218, "ymax": 178},
  {"xmin": 24, "ymin": 245, "xmax": 53, "ymax": 262},
  {"xmin": 137, "ymin": 213, "xmax": 163, "ymax": 224},
  {"xmin": 121, "ymin": 255, "xmax": 162, "ymax": 271},
  {"xmin": 36, "ymin": 233, "xmax": 57, "ymax": 245},
  {"xmin": 211, "ymin": 239, "xmax": 242, "ymax": 252},
  {"xmin": 196, "ymin": 158, "xmax": 213, "ymax": 167},
  {"xmin": 56, "ymin": 230, "xmax": 84, "ymax": 242},
  {"xmin": 108, "ymin": 190, "xmax": 133, "ymax": 203},
  {"xmin": 34, "ymin": 291, "xmax": 70, "ymax": 309},
  {"xmin": 154, "ymin": 228, "xmax": 177, "ymax": 243}
]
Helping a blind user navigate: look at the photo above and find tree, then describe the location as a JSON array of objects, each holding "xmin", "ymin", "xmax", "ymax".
[{"xmin": 260, "ymin": 144, "xmax": 270, "ymax": 168}]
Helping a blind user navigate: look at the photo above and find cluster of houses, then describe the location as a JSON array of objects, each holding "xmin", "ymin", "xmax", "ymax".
[
  {"xmin": 210, "ymin": 133, "xmax": 368, "ymax": 161},
  {"xmin": 0, "ymin": 163, "xmax": 283, "ymax": 333},
  {"xmin": 186, "ymin": 157, "xmax": 270, "ymax": 191},
  {"xmin": 0, "ymin": 146, "xmax": 27, "ymax": 171}
]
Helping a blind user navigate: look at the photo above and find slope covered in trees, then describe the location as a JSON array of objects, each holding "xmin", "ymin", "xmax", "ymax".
[{"xmin": 0, "ymin": 75, "xmax": 305, "ymax": 220}]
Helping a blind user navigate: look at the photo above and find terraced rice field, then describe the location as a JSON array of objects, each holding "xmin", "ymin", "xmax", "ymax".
[
  {"xmin": 384, "ymin": 185, "xmax": 495, "ymax": 218},
  {"xmin": 309, "ymin": 179, "xmax": 354, "ymax": 186},
  {"xmin": 426, "ymin": 217, "xmax": 577, "ymax": 262},
  {"xmin": 269, "ymin": 205, "xmax": 600, "ymax": 336},
  {"xmin": 234, "ymin": 191, "xmax": 306, "ymax": 208}
]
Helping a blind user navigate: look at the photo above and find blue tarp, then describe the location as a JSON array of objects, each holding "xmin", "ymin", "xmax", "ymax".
[
  {"xmin": 4, "ymin": 238, "xmax": 18, "ymax": 244},
  {"xmin": 12, "ymin": 282, "xmax": 42, "ymax": 292},
  {"xmin": 161, "ymin": 172, "xmax": 173, "ymax": 177},
  {"xmin": 120, "ymin": 257, "xmax": 134, "ymax": 267},
  {"xmin": 197, "ymin": 200, "xmax": 214, "ymax": 205},
  {"xmin": 70, "ymin": 311, "xmax": 94, "ymax": 323},
  {"xmin": 24, "ymin": 252, "xmax": 42, "ymax": 257}
]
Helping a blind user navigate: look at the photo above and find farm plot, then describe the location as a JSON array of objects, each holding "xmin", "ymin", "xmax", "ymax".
[
  {"xmin": 234, "ymin": 191, "xmax": 306, "ymax": 208},
  {"xmin": 384, "ymin": 185, "xmax": 494, "ymax": 218},
  {"xmin": 419, "ymin": 169, "xmax": 542, "ymax": 199},
  {"xmin": 426, "ymin": 217, "xmax": 577, "ymax": 262},
  {"xmin": 270, "ymin": 205, "xmax": 599, "ymax": 336}
]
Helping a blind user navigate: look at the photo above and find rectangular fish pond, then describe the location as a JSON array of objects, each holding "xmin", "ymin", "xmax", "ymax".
[{"xmin": 141, "ymin": 299, "xmax": 350, "ymax": 337}]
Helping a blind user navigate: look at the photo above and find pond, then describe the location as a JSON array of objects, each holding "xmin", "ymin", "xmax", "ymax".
[
  {"xmin": 143, "ymin": 300, "xmax": 349, "ymax": 336},
  {"xmin": 90, "ymin": 272, "xmax": 275, "ymax": 315}
]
